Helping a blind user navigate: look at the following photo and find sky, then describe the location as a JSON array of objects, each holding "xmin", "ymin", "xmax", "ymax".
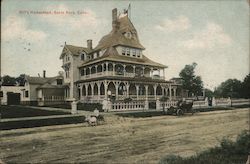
[{"xmin": 1, "ymin": 0, "xmax": 249, "ymax": 90}]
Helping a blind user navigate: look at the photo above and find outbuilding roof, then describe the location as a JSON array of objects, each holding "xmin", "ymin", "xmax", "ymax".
[{"xmin": 60, "ymin": 45, "xmax": 91, "ymax": 59}]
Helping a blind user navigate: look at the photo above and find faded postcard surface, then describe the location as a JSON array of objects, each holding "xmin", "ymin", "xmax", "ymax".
[{"xmin": 0, "ymin": 0, "xmax": 249, "ymax": 163}]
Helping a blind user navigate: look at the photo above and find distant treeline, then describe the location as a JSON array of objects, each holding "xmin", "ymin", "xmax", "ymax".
[{"xmin": 1, "ymin": 74, "xmax": 26, "ymax": 86}]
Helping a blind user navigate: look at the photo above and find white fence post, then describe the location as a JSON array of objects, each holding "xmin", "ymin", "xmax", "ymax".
[
  {"xmin": 71, "ymin": 99, "xmax": 77, "ymax": 114},
  {"xmin": 212, "ymin": 97, "xmax": 216, "ymax": 106},
  {"xmin": 156, "ymin": 98, "xmax": 161, "ymax": 110}
]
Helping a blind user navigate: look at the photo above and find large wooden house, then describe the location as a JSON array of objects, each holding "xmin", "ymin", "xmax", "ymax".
[{"xmin": 60, "ymin": 8, "xmax": 182, "ymax": 104}]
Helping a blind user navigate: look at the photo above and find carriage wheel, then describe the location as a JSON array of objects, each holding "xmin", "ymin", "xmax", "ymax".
[
  {"xmin": 177, "ymin": 109, "xmax": 184, "ymax": 116},
  {"xmin": 168, "ymin": 106, "xmax": 175, "ymax": 115}
]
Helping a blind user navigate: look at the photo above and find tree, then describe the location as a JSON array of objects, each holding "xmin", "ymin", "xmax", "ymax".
[
  {"xmin": 16, "ymin": 74, "xmax": 26, "ymax": 86},
  {"xmin": 214, "ymin": 79, "xmax": 242, "ymax": 98},
  {"xmin": 241, "ymin": 74, "xmax": 250, "ymax": 98},
  {"xmin": 179, "ymin": 62, "xmax": 203, "ymax": 97},
  {"xmin": 204, "ymin": 88, "xmax": 214, "ymax": 98},
  {"xmin": 2, "ymin": 75, "xmax": 17, "ymax": 86}
]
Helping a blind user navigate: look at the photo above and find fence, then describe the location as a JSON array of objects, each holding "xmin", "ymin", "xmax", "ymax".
[
  {"xmin": 109, "ymin": 101, "xmax": 145, "ymax": 111},
  {"xmin": 98, "ymin": 97, "xmax": 250, "ymax": 112},
  {"xmin": 231, "ymin": 99, "xmax": 250, "ymax": 106},
  {"xmin": 38, "ymin": 96, "xmax": 65, "ymax": 106}
]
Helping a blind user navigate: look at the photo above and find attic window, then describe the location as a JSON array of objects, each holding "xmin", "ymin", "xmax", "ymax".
[
  {"xmin": 137, "ymin": 50, "xmax": 141, "ymax": 58},
  {"xmin": 125, "ymin": 32, "xmax": 132, "ymax": 39},
  {"xmin": 122, "ymin": 48, "xmax": 126, "ymax": 55},
  {"xmin": 132, "ymin": 49, "xmax": 136, "ymax": 57},
  {"xmin": 126, "ymin": 48, "xmax": 130, "ymax": 56}
]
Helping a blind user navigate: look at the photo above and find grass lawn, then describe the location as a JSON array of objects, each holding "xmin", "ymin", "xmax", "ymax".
[{"xmin": 0, "ymin": 105, "xmax": 69, "ymax": 119}]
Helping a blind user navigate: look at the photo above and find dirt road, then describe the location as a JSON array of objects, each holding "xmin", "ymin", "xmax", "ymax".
[{"xmin": 0, "ymin": 108, "xmax": 249, "ymax": 163}]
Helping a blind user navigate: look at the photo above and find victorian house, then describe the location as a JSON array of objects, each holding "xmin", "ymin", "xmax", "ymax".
[{"xmin": 60, "ymin": 8, "xmax": 182, "ymax": 104}]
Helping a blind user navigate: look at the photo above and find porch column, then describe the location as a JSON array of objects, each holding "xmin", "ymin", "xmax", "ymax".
[
  {"xmin": 91, "ymin": 83, "xmax": 94, "ymax": 97},
  {"xmin": 169, "ymin": 85, "xmax": 172, "ymax": 100},
  {"xmin": 123, "ymin": 64, "xmax": 126, "ymax": 77},
  {"xmin": 136, "ymin": 85, "xmax": 139, "ymax": 100},
  {"xmin": 97, "ymin": 83, "xmax": 101, "ymax": 100},
  {"xmin": 145, "ymin": 85, "xmax": 148, "ymax": 100},
  {"xmin": 173, "ymin": 87, "xmax": 177, "ymax": 98},
  {"xmin": 113, "ymin": 63, "xmax": 115, "ymax": 76},
  {"xmin": 150, "ymin": 68, "xmax": 153, "ymax": 78},
  {"xmin": 104, "ymin": 82, "xmax": 108, "ymax": 99},
  {"xmin": 142, "ymin": 66, "xmax": 145, "ymax": 76},
  {"xmin": 163, "ymin": 69, "xmax": 165, "ymax": 79},
  {"xmin": 133, "ymin": 66, "xmax": 136, "ymax": 74},
  {"xmin": 126, "ymin": 84, "xmax": 130, "ymax": 97},
  {"xmin": 115, "ymin": 82, "xmax": 119, "ymax": 100},
  {"xmin": 85, "ymin": 84, "xmax": 88, "ymax": 96},
  {"xmin": 102, "ymin": 63, "xmax": 104, "ymax": 75},
  {"xmin": 105, "ymin": 62, "xmax": 108, "ymax": 75},
  {"xmin": 80, "ymin": 85, "xmax": 83, "ymax": 100},
  {"xmin": 154, "ymin": 85, "xmax": 157, "ymax": 100},
  {"xmin": 162, "ymin": 86, "xmax": 165, "ymax": 96}
]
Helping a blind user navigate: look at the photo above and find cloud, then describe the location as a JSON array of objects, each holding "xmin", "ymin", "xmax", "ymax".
[
  {"xmin": 39, "ymin": 4, "xmax": 100, "ymax": 29},
  {"xmin": 155, "ymin": 15, "xmax": 191, "ymax": 32},
  {"xmin": 2, "ymin": 15, "xmax": 47, "ymax": 42},
  {"xmin": 182, "ymin": 22, "xmax": 232, "ymax": 50}
]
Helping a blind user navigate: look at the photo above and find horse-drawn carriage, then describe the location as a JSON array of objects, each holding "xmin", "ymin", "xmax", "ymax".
[{"xmin": 164, "ymin": 100, "xmax": 194, "ymax": 116}]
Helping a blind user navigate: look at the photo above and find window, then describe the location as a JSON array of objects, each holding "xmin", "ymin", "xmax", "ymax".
[
  {"xmin": 25, "ymin": 91, "xmax": 29, "ymax": 98},
  {"xmin": 81, "ymin": 54, "xmax": 85, "ymax": 60},
  {"xmin": 126, "ymin": 48, "xmax": 130, "ymax": 56},
  {"xmin": 137, "ymin": 50, "xmax": 141, "ymax": 58},
  {"xmin": 122, "ymin": 47, "xmax": 126, "ymax": 55},
  {"xmin": 0, "ymin": 91, "xmax": 3, "ymax": 97},
  {"xmin": 80, "ymin": 69, "xmax": 85, "ymax": 76},
  {"xmin": 132, "ymin": 49, "xmax": 136, "ymax": 57},
  {"xmin": 57, "ymin": 79, "xmax": 63, "ymax": 85}
]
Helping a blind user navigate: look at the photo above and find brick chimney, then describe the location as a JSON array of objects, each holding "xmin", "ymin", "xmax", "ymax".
[
  {"xmin": 112, "ymin": 8, "xmax": 119, "ymax": 31},
  {"xmin": 87, "ymin": 39, "xmax": 92, "ymax": 49},
  {"xmin": 43, "ymin": 70, "xmax": 46, "ymax": 78}
]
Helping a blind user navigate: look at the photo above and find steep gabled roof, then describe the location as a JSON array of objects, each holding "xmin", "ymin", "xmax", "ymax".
[
  {"xmin": 60, "ymin": 45, "xmax": 91, "ymax": 59},
  {"xmin": 93, "ymin": 15, "xmax": 145, "ymax": 51}
]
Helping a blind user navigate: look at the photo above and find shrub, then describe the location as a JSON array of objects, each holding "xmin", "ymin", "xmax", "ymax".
[
  {"xmin": 160, "ymin": 96, "xmax": 169, "ymax": 102},
  {"xmin": 159, "ymin": 130, "xmax": 250, "ymax": 164},
  {"xmin": 159, "ymin": 155, "xmax": 183, "ymax": 164},
  {"xmin": 77, "ymin": 103, "xmax": 103, "ymax": 112},
  {"xmin": 124, "ymin": 97, "xmax": 133, "ymax": 103}
]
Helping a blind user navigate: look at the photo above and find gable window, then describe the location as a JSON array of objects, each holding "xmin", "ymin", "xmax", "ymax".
[
  {"xmin": 122, "ymin": 47, "xmax": 126, "ymax": 55},
  {"xmin": 81, "ymin": 54, "xmax": 85, "ymax": 60},
  {"xmin": 126, "ymin": 48, "xmax": 130, "ymax": 56},
  {"xmin": 132, "ymin": 49, "xmax": 136, "ymax": 57}
]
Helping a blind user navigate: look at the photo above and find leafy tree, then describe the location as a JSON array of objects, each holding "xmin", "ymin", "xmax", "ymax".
[
  {"xmin": 179, "ymin": 62, "xmax": 203, "ymax": 97},
  {"xmin": 16, "ymin": 74, "xmax": 26, "ymax": 86},
  {"xmin": 241, "ymin": 73, "xmax": 250, "ymax": 98},
  {"xmin": 204, "ymin": 88, "xmax": 214, "ymax": 98},
  {"xmin": 2, "ymin": 75, "xmax": 16, "ymax": 86},
  {"xmin": 214, "ymin": 79, "xmax": 242, "ymax": 98}
]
